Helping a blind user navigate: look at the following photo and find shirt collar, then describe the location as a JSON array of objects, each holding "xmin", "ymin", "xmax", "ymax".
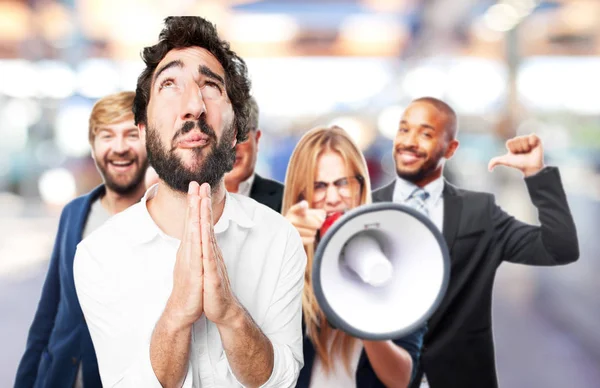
[
  {"xmin": 130, "ymin": 183, "xmax": 255, "ymax": 245},
  {"xmin": 393, "ymin": 175, "xmax": 445, "ymax": 205},
  {"xmin": 215, "ymin": 191, "xmax": 255, "ymax": 233},
  {"xmin": 237, "ymin": 173, "xmax": 255, "ymax": 197}
]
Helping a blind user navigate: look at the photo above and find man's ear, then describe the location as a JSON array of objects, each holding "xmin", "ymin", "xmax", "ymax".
[
  {"xmin": 232, "ymin": 127, "xmax": 238, "ymax": 148},
  {"xmin": 90, "ymin": 144, "xmax": 96, "ymax": 162},
  {"xmin": 138, "ymin": 123, "xmax": 146, "ymax": 140},
  {"xmin": 254, "ymin": 129, "xmax": 262, "ymax": 149},
  {"xmin": 445, "ymin": 139, "xmax": 459, "ymax": 159}
]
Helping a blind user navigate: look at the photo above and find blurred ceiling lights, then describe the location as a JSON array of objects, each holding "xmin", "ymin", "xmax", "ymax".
[
  {"xmin": 328, "ymin": 116, "xmax": 376, "ymax": 151},
  {"xmin": 484, "ymin": 0, "xmax": 538, "ymax": 32},
  {"xmin": 38, "ymin": 168, "xmax": 77, "ymax": 206}
]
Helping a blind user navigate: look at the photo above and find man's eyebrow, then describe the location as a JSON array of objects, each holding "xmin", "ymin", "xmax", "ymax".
[
  {"xmin": 153, "ymin": 60, "xmax": 183, "ymax": 86},
  {"xmin": 399, "ymin": 120, "xmax": 436, "ymax": 131},
  {"xmin": 419, "ymin": 123, "xmax": 436, "ymax": 131},
  {"xmin": 199, "ymin": 65, "xmax": 225, "ymax": 86}
]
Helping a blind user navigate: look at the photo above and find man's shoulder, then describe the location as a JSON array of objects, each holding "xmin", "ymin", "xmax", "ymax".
[
  {"xmin": 231, "ymin": 193, "xmax": 295, "ymax": 234},
  {"xmin": 253, "ymin": 174, "xmax": 284, "ymax": 193},
  {"xmin": 372, "ymin": 179, "xmax": 493, "ymax": 207},
  {"xmin": 78, "ymin": 200, "xmax": 144, "ymax": 250},
  {"xmin": 372, "ymin": 181, "xmax": 395, "ymax": 202},
  {"xmin": 232, "ymin": 193, "xmax": 285, "ymax": 221},
  {"xmin": 445, "ymin": 182, "xmax": 494, "ymax": 201},
  {"xmin": 61, "ymin": 185, "xmax": 105, "ymax": 216},
  {"xmin": 258, "ymin": 175, "xmax": 284, "ymax": 188}
]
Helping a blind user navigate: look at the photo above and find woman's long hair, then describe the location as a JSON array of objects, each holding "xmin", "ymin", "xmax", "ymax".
[{"xmin": 282, "ymin": 125, "xmax": 372, "ymax": 374}]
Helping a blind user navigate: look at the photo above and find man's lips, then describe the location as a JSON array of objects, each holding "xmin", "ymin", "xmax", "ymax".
[
  {"xmin": 396, "ymin": 150, "xmax": 425, "ymax": 165},
  {"xmin": 176, "ymin": 133, "xmax": 210, "ymax": 149},
  {"xmin": 108, "ymin": 159, "xmax": 135, "ymax": 172}
]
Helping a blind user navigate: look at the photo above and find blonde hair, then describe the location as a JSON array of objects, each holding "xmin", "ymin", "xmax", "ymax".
[
  {"xmin": 282, "ymin": 125, "xmax": 372, "ymax": 374},
  {"xmin": 88, "ymin": 91, "xmax": 136, "ymax": 143}
]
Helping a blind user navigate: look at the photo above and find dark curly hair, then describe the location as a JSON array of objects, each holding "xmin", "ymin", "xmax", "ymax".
[{"xmin": 133, "ymin": 16, "xmax": 252, "ymax": 143}]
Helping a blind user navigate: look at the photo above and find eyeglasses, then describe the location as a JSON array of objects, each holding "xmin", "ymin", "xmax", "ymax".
[{"xmin": 313, "ymin": 176, "xmax": 364, "ymax": 202}]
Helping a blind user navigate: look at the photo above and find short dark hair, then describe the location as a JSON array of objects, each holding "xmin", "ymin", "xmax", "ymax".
[
  {"xmin": 412, "ymin": 96, "xmax": 458, "ymax": 140},
  {"xmin": 247, "ymin": 96, "xmax": 259, "ymax": 131},
  {"xmin": 133, "ymin": 16, "xmax": 252, "ymax": 143}
]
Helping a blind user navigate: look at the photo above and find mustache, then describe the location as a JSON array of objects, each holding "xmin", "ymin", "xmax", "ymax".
[
  {"xmin": 171, "ymin": 119, "xmax": 217, "ymax": 148},
  {"xmin": 395, "ymin": 145, "xmax": 426, "ymax": 158},
  {"xmin": 105, "ymin": 150, "xmax": 137, "ymax": 163}
]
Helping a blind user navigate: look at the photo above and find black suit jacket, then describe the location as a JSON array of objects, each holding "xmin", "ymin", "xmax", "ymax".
[
  {"xmin": 296, "ymin": 321, "xmax": 427, "ymax": 388},
  {"xmin": 249, "ymin": 174, "xmax": 284, "ymax": 213},
  {"xmin": 372, "ymin": 167, "xmax": 579, "ymax": 388}
]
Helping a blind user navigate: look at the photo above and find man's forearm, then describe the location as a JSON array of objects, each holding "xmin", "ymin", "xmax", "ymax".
[
  {"xmin": 363, "ymin": 340, "xmax": 412, "ymax": 388},
  {"xmin": 217, "ymin": 307, "xmax": 274, "ymax": 387},
  {"xmin": 150, "ymin": 308, "xmax": 192, "ymax": 388}
]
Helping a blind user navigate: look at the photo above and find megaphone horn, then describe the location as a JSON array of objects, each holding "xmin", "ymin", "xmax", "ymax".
[{"xmin": 313, "ymin": 202, "xmax": 450, "ymax": 340}]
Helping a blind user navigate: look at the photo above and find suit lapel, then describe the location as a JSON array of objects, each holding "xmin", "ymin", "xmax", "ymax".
[
  {"xmin": 372, "ymin": 181, "xmax": 395, "ymax": 202},
  {"xmin": 64, "ymin": 186, "xmax": 105, "ymax": 286},
  {"xmin": 442, "ymin": 181, "xmax": 462, "ymax": 252},
  {"xmin": 249, "ymin": 174, "xmax": 272, "ymax": 204}
]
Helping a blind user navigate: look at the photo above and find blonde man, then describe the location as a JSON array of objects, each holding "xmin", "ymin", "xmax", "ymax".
[{"xmin": 15, "ymin": 91, "xmax": 148, "ymax": 388}]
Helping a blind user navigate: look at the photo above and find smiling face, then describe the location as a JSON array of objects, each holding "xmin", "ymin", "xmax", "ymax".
[
  {"xmin": 393, "ymin": 101, "xmax": 458, "ymax": 187},
  {"xmin": 140, "ymin": 46, "xmax": 237, "ymax": 192},
  {"xmin": 92, "ymin": 117, "xmax": 148, "ymax": 195}
]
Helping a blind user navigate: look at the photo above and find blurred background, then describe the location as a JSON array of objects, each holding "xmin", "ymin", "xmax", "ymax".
[{"xmin": 1, "ymin": 0, "xmax": 599, "ymax": 386}]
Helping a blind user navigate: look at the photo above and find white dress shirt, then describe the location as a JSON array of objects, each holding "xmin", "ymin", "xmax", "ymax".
[
  {"xmin": 392, "ymin": 176, "xmax": 444, "ymax": 388},
  {"xmin": 74, "ymin": 184, "xmax": 306, "ymax": 387},
  {"xmin": 237, "ymin": 173, "xmax": 255, "ymax": 197},
  {"xmin": 392, "ymin": 176, "xmax": 445, "ymax": 232}
]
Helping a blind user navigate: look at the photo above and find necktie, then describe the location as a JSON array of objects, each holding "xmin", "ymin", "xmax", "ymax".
[
  {"xmin": 408, "ymin": 187, "xmax": 431, "ymax": 388},
  {"xmin": 406, "ymin": 187, "xmax": 430, "ymax": 217}
]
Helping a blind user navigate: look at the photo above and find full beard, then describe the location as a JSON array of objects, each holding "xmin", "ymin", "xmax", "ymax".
[
  {"xmin": 146, "ymin": 119, "xmax": 236, "ymax": 193},
  {"xmin": 96, "ymin": 155, "xmax": 148, "ymax": 196}
]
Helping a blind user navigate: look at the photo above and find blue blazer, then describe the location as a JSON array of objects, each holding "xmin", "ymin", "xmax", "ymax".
[
  {"xmin": 15, "ymin": 186, "xmax": 105, "ymax": 388},
  {"xmin": 296, "ymin": 321, "xmax": 427, "ymax": 388}
]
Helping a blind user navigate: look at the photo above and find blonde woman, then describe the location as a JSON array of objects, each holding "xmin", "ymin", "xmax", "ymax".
[{"xmin": 283, "ymin": 126, "xmax": 426, "ymax": 388}]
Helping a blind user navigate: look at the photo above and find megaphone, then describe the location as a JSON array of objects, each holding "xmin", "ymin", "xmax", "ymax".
[{"xmin": 313, "ymin": 202, "xmax": 450, "ymax": 340}]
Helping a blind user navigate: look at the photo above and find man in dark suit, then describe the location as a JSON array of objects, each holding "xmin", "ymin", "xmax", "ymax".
[
  {"xmin": 15, "ymin": 91, "xmax": 149, "ymax": 388},
  {"xmin": 224, "ymin": 96, "xmax": 284, "ymax": 212},
  {"xmin": 373, "ymin": 97, "xmax": 579, "ymax": 388}
]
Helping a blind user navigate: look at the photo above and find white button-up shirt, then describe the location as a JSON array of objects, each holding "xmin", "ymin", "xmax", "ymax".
[
  {"xmin": 392, "ymin": 176, "xmax": 445, "ymax": 232},
  {"xmin": 237, "ymin": 173, "xmax": 255, "ymax": 197},
  {"xmin": 74, "ymin": 185, "xmax": 306, "ymax": 387}
]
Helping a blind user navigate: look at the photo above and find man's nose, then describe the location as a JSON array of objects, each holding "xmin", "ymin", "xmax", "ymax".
[
  {"xmin": 112, "ymin": 135, "xmax": 129, "ymax": 154},
  {"xmin": 181, "ymin": 84, "xmax": 206, "ymax": 121}
]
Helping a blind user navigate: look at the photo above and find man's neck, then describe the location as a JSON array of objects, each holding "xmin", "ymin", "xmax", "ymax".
[
  {"xmin": 147, "ymin": 180, "xmax": 227, "ymax": 240},
  {"xmin": 101, "ymin": 185, "xmax": 146, "ymax": 215},
  {"xmin": 225, "ymin": 172, "xmax": 254, "ymax": 193},
  {"xmin": 225, "ymin": 180, "xmax": 239, "ymax": 193},
  {"xmin": 412, "ymin": 168, "xmax": 443, "ymax": 188}
]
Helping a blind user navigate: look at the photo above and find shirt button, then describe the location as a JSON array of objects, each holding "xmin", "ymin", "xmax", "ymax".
[{"xmin": 72, "ymin": 357, "xmax": 78, "ymax": 365}]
